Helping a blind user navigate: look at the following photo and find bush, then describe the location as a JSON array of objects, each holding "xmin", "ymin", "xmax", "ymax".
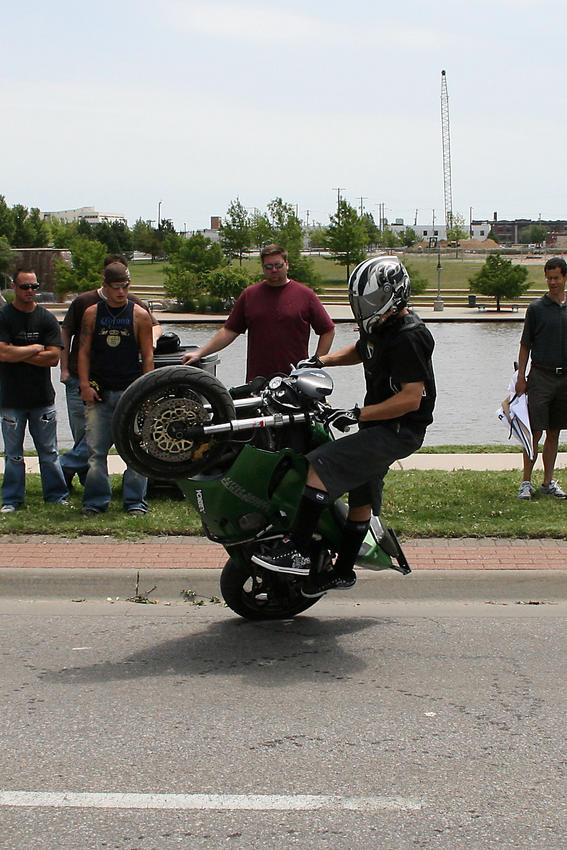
[{"xmin": 203, "ymin": 266, "xmax": 253, "ymax": 307}]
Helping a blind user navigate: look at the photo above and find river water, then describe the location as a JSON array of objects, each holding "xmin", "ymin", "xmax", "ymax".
[{"xmin": 47, "ymin": 320, "xmax": 521, "ymax": 450}]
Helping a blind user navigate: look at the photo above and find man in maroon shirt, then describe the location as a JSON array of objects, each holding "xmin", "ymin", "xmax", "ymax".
[{"xmin": 181, "ymin": 244, "xmax": 335, "ymax": 381}]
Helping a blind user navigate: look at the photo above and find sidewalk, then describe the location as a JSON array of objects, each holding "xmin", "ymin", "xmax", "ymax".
[
  {"xmin": 0, "ymin": 535, "xmax": 565, "ymax": 572},
  {"xmin": 6, "ymin": 452, "xmax": 567, "ymax": 475},
  {"xmin": 47, "ymin": 304, "xmax": 527, "ymax": 325}
]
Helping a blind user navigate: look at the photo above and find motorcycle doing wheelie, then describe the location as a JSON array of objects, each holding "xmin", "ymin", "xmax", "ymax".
[{"xmin": 112, "ymin": 364, "xmax": 411, "ymax": 620}]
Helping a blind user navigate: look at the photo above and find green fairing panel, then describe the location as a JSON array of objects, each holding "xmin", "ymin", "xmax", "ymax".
[{"xmin": 177, "ymin": 445, "xmax": 308, "ymax": 542}]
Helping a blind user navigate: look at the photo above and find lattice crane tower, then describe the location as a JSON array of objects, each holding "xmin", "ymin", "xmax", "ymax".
[{"xmin": 440, "ymin": 70, "xmax": 453, "ymax": 229}]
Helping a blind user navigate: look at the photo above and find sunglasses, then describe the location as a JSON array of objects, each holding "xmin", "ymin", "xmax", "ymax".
[
  {"xmin": 18, "ymin": 283, "xmax": 40, "ymax": 291},
  {"xmin": 263, "ymin": 261, "xmax": 285, "ymax": 270},
  {"xmin": 107, "ymin": 281, "xmax": 130, "ymax": 290}
]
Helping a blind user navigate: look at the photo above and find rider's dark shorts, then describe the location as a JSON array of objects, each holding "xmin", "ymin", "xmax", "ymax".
[
  {"xmin": 306, "ymin": 422, "xmax": 425, "ymax": 514},
  {"xmin": 527, "ymin": 367, "xmax": 567, "ymax": 431}
]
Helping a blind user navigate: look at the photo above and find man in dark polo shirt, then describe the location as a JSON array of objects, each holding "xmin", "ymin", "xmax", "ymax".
[{"xmin": 515, "ymin": 256, "xmax": 567, "ymax": 499}]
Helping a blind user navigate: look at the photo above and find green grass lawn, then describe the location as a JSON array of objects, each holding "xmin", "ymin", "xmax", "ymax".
[
  {"xmin": 1, "ymin": 470, "xmax": 565, "ymax": 540},
  {"xmin": 127, "ymin": 254, "xmax": 547, "ymax": 294}
]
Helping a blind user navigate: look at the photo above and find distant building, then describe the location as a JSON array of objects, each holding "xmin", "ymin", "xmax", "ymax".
[
  {"xmin": 389, "ymin": 220, "xmax": 491, "ymax": 243},
  {"xmin": 489, "ymin": 214, "xmax": 567, "ymax": 247},
  {"xmin": 42, "ymin": 205, "xmax": 127, "ymax": 225}
]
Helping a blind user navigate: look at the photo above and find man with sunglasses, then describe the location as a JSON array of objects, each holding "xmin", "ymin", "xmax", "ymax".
[
  {"xmin": 182, "ymin": 244, "xmax": 335, "ymax": 381},
  {"xmin": 59, "ymin": 253, "xmax": 162, "ymax": 490},
  {"xmin": 0, "ymin": 268, "xmax": 68, "ymax": 512}
]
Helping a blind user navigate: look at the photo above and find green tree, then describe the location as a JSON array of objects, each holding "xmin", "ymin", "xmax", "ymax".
[
  {"xmin": 11, "ymin": 205, "xmax": 49, "ymax": 247},
  {"xmin": 54, "ymin": 237, "xmax": 107, "ymax": 296},
  {"xmin": 404, "ymin": 261, "xmax": 428, "ymax": 297},
  {"xmin": 0, "ymin": 236, "xmax": 13, "ymax": 287},
  {"xmin": 361, "ymin": 213, "xmax": 380, "ymax": 250},
  {"xmin": 220, "ymin": 199, "xmax": 252, "ymax": 265},
  {"xmin": 469, "ymin": 253, "xmax": 530, "ymax": 311},
  {"xmin": 164, "ymin": 233, "xmax": 226, "ymax": 306},
  {"xmin": 266, "ymin": 197, "xmax": 303, "ymax": 258},
  {"xmin": 132, "ymin": 218, "xmax": 174, "ymax": 261},
  {"xmin": 307, "ymin": 226, "xmax": 328, "ymax": 250},
  {"xmin": 326, "ymin": 200, "xmax": 368, "ymax": 280},
  {"xmin": 399, "ymin": 227, "xmax": 418, "ymax": 248},
  {"xmin": 0, "ymin": 196, "xmax": 15, "ymax": 243},
  {"xmin": 92, "ymin": 220, "xmax": 134, "ymax": 256},
  {"xmin": 447, "ymin": 212, "xmax": 469, "ymax": 257},
  {"xmin": 518, "ymin": 223, "xmax": 548, "ymax": 247},
  {"xmin": 376, "ymin": 226, "xmax": 400, "ymax": 251},
  {"xmin": 204, "ymin": 266, "xmax": 253, "ymax": 308},
  {"xmin": 250, "ymin": 211, "xmax": 273, "ymax": 249}
]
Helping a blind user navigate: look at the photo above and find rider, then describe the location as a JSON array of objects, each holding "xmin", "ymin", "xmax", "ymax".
[{"xmin": 252, "ymin": 256, "xmax": 436, "ymax": 597}]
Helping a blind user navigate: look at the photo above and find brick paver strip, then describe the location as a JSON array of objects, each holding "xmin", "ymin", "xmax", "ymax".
[{"xmin": 0, "ymin": 537, "xmax": 565, "ymax": 570}]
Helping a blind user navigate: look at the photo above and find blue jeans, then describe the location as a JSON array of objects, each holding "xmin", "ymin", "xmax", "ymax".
[
  {"xmin": 1, "ymin": 406, "xmax": 68, "ymax": 506},
  {"xmin": 83, "ymin": 390, "xmax": 148, "ymax": 513},
  {"xmin": 59, "ymin": 376, "xmax": 89, "ymax": 484}
]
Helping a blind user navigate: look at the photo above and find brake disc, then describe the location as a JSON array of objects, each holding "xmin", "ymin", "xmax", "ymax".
[{"xmin": 139, "ymin": 396, "xmax": 208, "ymax": 461}]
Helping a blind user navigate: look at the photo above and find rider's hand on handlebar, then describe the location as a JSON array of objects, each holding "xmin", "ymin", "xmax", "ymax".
[
  {"xmin": 323, "ymin": 405, "xmax": 361, "ymax": 433},
  {"xmin": 295, "ymin": 355, "xmax": 324, "ymax": 370}
]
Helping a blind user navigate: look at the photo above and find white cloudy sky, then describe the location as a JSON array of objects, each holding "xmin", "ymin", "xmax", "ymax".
[{"xmin": 3, "ymin": 0, "xmax": 565, "ymax": 230}]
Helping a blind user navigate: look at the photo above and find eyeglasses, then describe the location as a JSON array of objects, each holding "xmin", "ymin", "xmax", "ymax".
[
  {"xmin": 18, "ymin": 283, "xmax": 40, "ymax": 291},
  {"xmin": 107, "ymin": 281, "xmax": 130, "ymax": 290},
  {"xmin": 263, "ymin": 261, "xmax": 285, "ymax": 270}
]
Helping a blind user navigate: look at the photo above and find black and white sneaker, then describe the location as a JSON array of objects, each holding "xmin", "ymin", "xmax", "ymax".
[
  {"xmin": 301, "ymin": 569, "xmax": 357, "ymax": 598},
  {"xmin": 251, "ymin": 538, "xmax": 311, "ymax": 576}
]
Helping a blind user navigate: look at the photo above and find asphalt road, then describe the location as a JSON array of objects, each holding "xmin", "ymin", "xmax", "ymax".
[{"xmin": 1, "ymin": 576, "xmax": 566, "ymax": 849}]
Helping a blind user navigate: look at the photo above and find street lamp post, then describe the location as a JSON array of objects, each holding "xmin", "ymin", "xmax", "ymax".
[{"xmin": 434, "ymin": 247, "xmax": 444, "ymax": 311}]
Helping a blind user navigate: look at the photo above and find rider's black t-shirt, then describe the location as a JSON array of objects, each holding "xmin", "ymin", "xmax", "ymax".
[{"xmin": 355, "ymin": 311, "xmax": 436, "ymax": 431}]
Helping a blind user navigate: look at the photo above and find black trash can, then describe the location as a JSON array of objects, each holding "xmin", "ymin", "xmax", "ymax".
[
  {"xmin": 153, "ymin": 345, "xmax": 218, "ymax": 376},
  {"xmin": 468, "ymin": 293, "xmax": 477, "ymax": 308}
]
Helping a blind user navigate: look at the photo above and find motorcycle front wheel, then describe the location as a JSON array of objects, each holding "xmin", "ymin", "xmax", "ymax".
[
  {"xmin": 112, "ymin": 366, "xmax": 236, "ymax": 478},
  {"xmin": 220, "ymin": 558, "xmax": 320, "ymax": 620}
]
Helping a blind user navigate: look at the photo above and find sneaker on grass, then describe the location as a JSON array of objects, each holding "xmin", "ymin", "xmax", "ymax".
[
  {"xmin": 517, "ymin": 481, "xmax": 535, "ymax": 500},
  {"xmin": 301, "ymin": 569, "xmax": 357, "ymax": 598},
  {"xmin": 251, "ymin": 538, "xmax": 311, "ymax": 576},
  {"xmin": 540, "ymin": 479, "xmax": 567, "ymax": 498}
]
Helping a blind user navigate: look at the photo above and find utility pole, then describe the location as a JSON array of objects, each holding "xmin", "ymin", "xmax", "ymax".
[
  {"xmin": 305, "ymin": 210, "xmax": 310, "ymax": 228},
  {"xmin": 440, "ymin": 70, "xmax": 453, "ymax": 231},
  {"xmin": 414, "ymin": 209, "xmax": 418, "ymax": 226},
  {"xmin": 358, "ymin": 196, "xmax": 367, "ymax": 217},
  {"xmin": 331, "ymin": 187, "xmax": 344, "ymax": 214}
]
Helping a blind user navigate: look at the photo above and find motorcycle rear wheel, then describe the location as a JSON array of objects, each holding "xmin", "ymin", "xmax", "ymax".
[
  {"xmin": 112, "ymin": 366, "xmax": 236, "ymax": 478},
  {"xmin": 220, "ymin": 558, "xmax": 320, "ymax": 620}
]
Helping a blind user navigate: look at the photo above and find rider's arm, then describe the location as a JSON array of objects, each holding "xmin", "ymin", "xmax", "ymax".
[
  {"xmin": 360, "ymin": 381, "xmax": 425, "ymax": 423},
  {"xmin": 318, "ymin": 344, "xmax": 362, "ymax": 368},
  {"xmin": 181, "ymin": 326, "xmax": 239, "ymax": 365}
]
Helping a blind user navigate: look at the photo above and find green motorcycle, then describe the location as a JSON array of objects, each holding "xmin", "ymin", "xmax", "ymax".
[{"xmin": 112, "ymin": 365, "xmax": 410, "ymax": 620}]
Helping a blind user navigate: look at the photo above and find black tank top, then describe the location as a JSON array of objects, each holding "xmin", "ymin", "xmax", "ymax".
[{"xmin": 91, "ymin": 300, "xmax": 141, "ymax": 390}]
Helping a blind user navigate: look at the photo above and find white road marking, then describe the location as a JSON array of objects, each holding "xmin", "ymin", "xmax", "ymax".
[{"xmin": 0, "ymin": 791, "xmax": 422, "ymax": 812}]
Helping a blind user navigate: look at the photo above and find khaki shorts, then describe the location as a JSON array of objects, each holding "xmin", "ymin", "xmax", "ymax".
[{"xmin": 527, "ymin": 368, "xmax": 567, "ymax": 431}]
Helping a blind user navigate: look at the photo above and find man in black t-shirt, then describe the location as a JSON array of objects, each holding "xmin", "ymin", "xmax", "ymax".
[
  {"xmin": 0, "ymin": 268, "xmax": 68, "ymax": 511},
  {"xmin": 253, "ymin": 256, "xmax": 436, "ymax": 596}
]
